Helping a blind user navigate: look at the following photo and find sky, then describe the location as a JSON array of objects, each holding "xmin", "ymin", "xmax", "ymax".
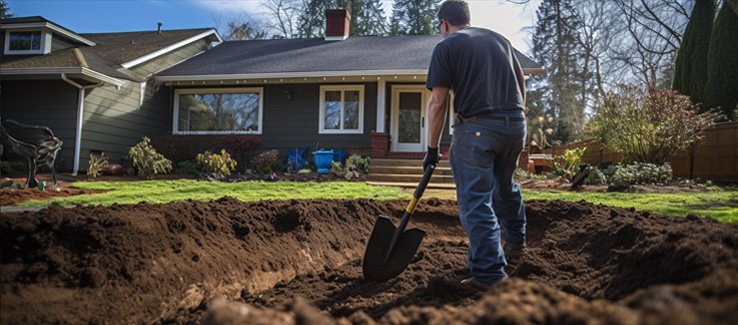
[{"xmin": 5, "ymin": 0, "xmax": 541, "ymax": 53}]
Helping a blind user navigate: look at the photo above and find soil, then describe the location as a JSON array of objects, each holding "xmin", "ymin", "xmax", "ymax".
[{"xmin": 2, "ymin": 184, "xmax": 737, "ymax": 324}]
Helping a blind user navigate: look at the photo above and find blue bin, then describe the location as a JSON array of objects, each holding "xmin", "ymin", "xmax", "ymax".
[
  {"xmin": 313, "ymin": 150, "xmax": 333, "ymax": 173},
  {"xmin": 333, "ymin": 150, "xmax": 348, "ymax": 164}
]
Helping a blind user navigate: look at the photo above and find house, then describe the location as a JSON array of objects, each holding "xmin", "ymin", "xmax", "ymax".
[
  {"xmin": 2, "ymin": 11, "xmax": 543, "ymax": 174},
  {"xmin": 1, "ymin": 16, "xmax": 222, "ymax": 174},
  {"xmin": 156, "ymin": 10, "xmax": 544, "ymax": 162}
]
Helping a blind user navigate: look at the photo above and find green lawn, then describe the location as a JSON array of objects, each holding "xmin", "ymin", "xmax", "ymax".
[
  {"xmin": 522, "ymin": 189, "xmax": 738, "ymax": 223},
  {"xmin": 14, "ymin": 179, "xmax": 738, "ymax": 223}
]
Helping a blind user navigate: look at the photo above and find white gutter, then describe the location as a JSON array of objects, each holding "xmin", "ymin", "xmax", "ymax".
[
  {"xmin": 61, "ymin": 73, "xmax": 104, "ymax": 176},
  {"xmin": 154, "ymin": 69, "xmax": 430, "ymax": 82},
  {"xmin": 1, "ymin": 67, "xmax": 124, "ymax": 89},
  {"xmin": 154, "ymin": 66, "xmax": 545, "ymax": 82},
  {"xmin": 121, "ymin": 29, "xmax": 223, "ymax": 69}
]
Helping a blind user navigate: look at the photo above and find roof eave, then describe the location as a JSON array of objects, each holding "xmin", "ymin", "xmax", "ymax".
[
  {"xmin": 1, "ymin": 67, "xmax": 125, "ymax": 88},
  {"xmin": 155, "ymin": 67, "xmax": 545, "ymax": 82},
  {"xmin": 1, "ymin": 21, "xmax": 96, "ymax": 46},
  {"xmin": 121, "ymin": 29, "xmax": 224, "ymax": 69},
  {"xmin": 154, "ymin": 69, "xmax": 430, "ymax": 82},
  {"xmin": 524, "ymin": 68, "xmax": 547, "ymax": 76}
]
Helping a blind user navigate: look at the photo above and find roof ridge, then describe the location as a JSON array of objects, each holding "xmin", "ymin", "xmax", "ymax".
[
  {"xmin": 80, "ymin": 27, "xmax": 212, "ymax": 36},
  {"xmin": 72, "ymin": 48, "xmax": 89, "ymax": 69}
]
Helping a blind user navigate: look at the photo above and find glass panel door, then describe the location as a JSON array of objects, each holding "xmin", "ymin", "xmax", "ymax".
[{"xmin": 391, "ymin": 85, "xmax": 430, "ymax": 152}]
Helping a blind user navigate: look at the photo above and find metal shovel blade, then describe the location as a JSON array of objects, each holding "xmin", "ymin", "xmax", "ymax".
[
  {"xmin": 362, "ymin": 215, "xmax": 426, "ymax": 281},
  {"xmin": 362, "ymin": 164, "xmax": 436, "ymax": 281}
]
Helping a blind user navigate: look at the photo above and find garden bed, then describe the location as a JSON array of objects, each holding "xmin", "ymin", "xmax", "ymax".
[{"xmin": 1, "ymin": 195, "xmax": 737, "ymax": 324}]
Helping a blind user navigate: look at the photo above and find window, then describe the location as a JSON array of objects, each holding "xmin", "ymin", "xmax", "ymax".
[
  {"xmin": 4, "ymin": 30, "xmax": 47, "ymax": 54},
  {"xmin": 319, "ymin": 85, "xmax": 364, "ymax": 134},
  {"xmin": 173, "ymin": 88, "xmax": 263, "ymax": 135}
]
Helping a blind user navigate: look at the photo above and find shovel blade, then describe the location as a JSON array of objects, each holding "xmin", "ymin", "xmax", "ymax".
[{"xmin": 362, "ymin": 215, "xmax": 426, "ymax": 281}]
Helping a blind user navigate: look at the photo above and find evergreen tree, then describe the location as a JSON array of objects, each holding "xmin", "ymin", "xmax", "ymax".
[
  {"xmin": 353, "ymin": 0, "xmax": 388, "ymax": 36},
  {"xmin": 297, "ymin": 0, "xmax": 387, "ymax": 38},
  {"xmin": 531, "ymin": 0, "xmax": 583, "ymax": 145},
  {"xmin": 389, "ymin": 0, "xmax": 439, "ymax": 35},
  {"xmin": 673, "ymin": 0, "xmax": 715, "ymax": 105},
  {"xmin": 1, "ymin": 0, "xmax": 12, "ymax": 19},
  {"xmin": 297, "ymin": 0, "xmax": 334, "ymax": 38},
  {"xmin": 704, "ymin": 3, "xmax": 738, "ymax": 120}
]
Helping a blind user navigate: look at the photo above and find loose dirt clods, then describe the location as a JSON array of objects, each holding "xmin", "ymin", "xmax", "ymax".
[{"xmin": 1, "ymin": 197, "xmax": 737, "ymax": 324}]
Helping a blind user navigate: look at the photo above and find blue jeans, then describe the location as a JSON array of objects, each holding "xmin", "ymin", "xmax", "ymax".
[{"xmin": 450, "ymin": 117, "xmax": 527, "ymax": 284}]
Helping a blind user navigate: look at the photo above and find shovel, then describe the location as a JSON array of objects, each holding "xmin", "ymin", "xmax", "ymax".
[{"xmin": 363, "ymin": 163, "xmax": 436, "ymax": 281}]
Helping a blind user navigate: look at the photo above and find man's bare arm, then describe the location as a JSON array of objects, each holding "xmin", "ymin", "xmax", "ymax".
[{"xmin": 427, "ymin": 87, "xmax": 450, "ymax": 149}]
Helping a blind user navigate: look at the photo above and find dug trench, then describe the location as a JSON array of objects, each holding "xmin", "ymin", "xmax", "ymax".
[{"xmin": 1, "ymin": 197, "xmax": 737, "ymax": 324}]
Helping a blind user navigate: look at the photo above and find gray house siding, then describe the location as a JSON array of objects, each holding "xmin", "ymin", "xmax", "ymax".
[
  {"xmin": 50, "ymin": 34, "xmax": 81, "ymax": 52},
  {"xmin": 61, "ymin": 40, "xmax": 212, "ymax": 171},
  {"xmin": 77, "ymin": 81, "xmax": 172, "ymax": 170},
  {"xmin": 128, "ymin": 39, "xmax": 212, "ymax": 80},
  {"xmin": 0, "ymin": 79, "xmax": 79, "ymax": 171},
  {"xmin": 169, "ymin": 82, "xmax": 377, "ymax": 160},
  {"xmin": 261, "ymin": 83, "xmax": 375, "ymax": 152}
]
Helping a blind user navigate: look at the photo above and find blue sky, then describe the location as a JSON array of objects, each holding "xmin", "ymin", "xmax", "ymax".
[{"xmin": 6, "ymin": 0, "xmax": 539, "ymax": 52}]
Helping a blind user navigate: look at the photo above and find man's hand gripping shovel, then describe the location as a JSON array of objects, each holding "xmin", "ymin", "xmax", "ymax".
[{"xmin": 362, "ymin": 163, "xmax": 436, "ymax": 281}]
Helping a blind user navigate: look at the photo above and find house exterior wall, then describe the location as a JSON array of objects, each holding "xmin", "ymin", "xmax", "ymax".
[
  {"xmin": 0, "ymin": 79, "xmax": 79, "ymax": 171},
  {"xmin": 78, "ymin": 81, "xmax": 172, "ymax": 170},
  {"xmin": 50, "ymin": 33, "xmax": 81, "ymax": 52},
  {"xmin": 169, "ymin": 82, "xmax": 377, "ymax": 158}
]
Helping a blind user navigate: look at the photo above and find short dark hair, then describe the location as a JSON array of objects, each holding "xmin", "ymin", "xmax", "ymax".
[{"xmin": 437, "ymin": 0, "xmax": 470, "ymax": 26}]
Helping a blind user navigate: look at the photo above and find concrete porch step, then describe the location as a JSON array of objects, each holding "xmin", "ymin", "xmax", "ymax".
[{"xmin": 366, "ymin": 158, "xmax": 455, "ymax": 189}]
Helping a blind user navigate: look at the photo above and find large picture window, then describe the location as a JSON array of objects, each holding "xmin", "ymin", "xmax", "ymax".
[
  {"xmin": 319, "ymin": 85, "xmax": 364, "ymax": 134},
  {"xmin": 174, "ymin": 88, "xmax": 263, "ymax": 134}
]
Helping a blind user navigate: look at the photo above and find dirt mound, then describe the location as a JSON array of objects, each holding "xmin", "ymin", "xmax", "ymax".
[{"xmin": 1, "ymin": 198, "xmax": 737, "ymax": 324}]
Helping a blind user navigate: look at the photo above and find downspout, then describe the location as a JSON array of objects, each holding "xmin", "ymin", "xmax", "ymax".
[{"xmin": 61, "ymin": 73, "xmax": 104, "ymax": 175}]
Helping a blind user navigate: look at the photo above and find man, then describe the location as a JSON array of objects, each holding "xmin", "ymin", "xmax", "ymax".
[{"xmin": 424, "ymin": 0, "xmax": 528, "ymax": 288}]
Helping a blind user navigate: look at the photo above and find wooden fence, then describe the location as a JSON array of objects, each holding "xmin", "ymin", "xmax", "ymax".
[{"xmin": 543, "ymin": 121, "xmax": 738, "ymax": 182}]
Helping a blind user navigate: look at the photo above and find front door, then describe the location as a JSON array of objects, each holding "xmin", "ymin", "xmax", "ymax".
[{"xmin": 391, "ymin": 85, "xmax": 431, "ymax": 152}]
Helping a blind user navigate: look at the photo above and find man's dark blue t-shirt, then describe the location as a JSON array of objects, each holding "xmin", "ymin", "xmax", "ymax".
[{"xmin": 426, "ymin": 27, "xmax": 524, "ymax": 118}]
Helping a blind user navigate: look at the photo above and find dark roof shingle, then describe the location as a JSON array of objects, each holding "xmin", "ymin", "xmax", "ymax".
[{"xmin": 157, "ymin": 35, "xmax": 544, "ymax": 78}]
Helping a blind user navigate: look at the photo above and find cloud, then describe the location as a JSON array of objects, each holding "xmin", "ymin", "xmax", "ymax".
[{"xmin": 190, "ymin": 0, "xmax": 262, "ymax": 14}]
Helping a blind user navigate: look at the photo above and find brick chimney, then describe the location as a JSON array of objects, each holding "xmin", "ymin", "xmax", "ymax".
[{"xmin": 325, "ymin": 9, "xmax": 350, "ymax": 41}]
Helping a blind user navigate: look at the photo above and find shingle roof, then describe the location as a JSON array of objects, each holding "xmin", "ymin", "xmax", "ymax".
[
  {"xmin": 79, "ymin": 29, "xmax": 214, "ymax": 65},
  {"xmin": 156, "ymin": 35, "xmax": 544, "ymax": 79},
  {"xmin": 1, "ymin": 16, "xmax": 218, "ymax": 81}
]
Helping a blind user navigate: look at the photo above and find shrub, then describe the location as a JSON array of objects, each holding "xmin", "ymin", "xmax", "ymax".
[
  {"xmin": 582, "ymin": 167, "xmax": 607, "ymax": 185},
  {"xmin": 196, "ymin": 149, "xmax": 238, "ymax": 176},
  {"xmin": 704, "ymin": 4, "xmax": 738, "ymax": 120},
  {"xmin": 610, "ymin": 162, "xmax": 673, "ymax": 186},
  {"xmin": 128, "ymin": 137, "xmax": 172, "ymax": 179},
  {"xmin": 592, "ymin": 87, "xmax": 722, "ymax": 164},
  {"xmin": 175, "ymin": 160, "xmax": 199, "ymax": 175},
  {"xmin": 220, "ymin": 135, "xmax": 262, "ymax": 166},
  {"xmin": 250, "ymin": 151, "xmax": 282, "ymax": 174},
  {"xmin": 87, "ymin": 153, "xmax": 109, "ymax": 178},
  {"xmin": 151, "ymin": 135, "xmax": 220, "ymax": 166},
  {"xmin": 544, "ymin": 148, "xmax": 586, "ymax": 181},
  {"xmin": 347, "ymin": 154, "xmax": 370, "ymax": 173},
  {"xmin": 330, "ymin": 161, "xmax": 344, "ymax": 172},
  {"xmin": 0, "ymin": 161, "xmax": 26, "ymax": 175}
]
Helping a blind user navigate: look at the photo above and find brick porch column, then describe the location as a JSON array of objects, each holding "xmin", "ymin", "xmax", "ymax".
[{"xmin": 371, "ymin": 132, "xmax": 390, "ymax": 158}]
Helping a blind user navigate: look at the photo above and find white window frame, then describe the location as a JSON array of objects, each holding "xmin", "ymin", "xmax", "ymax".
[
  {"xmin": 4, "ymin": 29, "xmax": 51, "ymax": 55},
  {"xmin": 319, "ymin": 85, "xmax": 365, "ymax": 134},
  {"xmin": 173, "ymin": 87, "xmax": 264, "ymax": 135}
]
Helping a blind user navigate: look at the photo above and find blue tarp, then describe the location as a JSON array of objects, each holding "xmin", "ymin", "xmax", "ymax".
[
  {"xmin": 285, "ymin": 145, "xmax": 310, "ymax": 172},
  {"xmin": 333, "ymin": 150, "xmax": 348, "ymax": 164}
]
